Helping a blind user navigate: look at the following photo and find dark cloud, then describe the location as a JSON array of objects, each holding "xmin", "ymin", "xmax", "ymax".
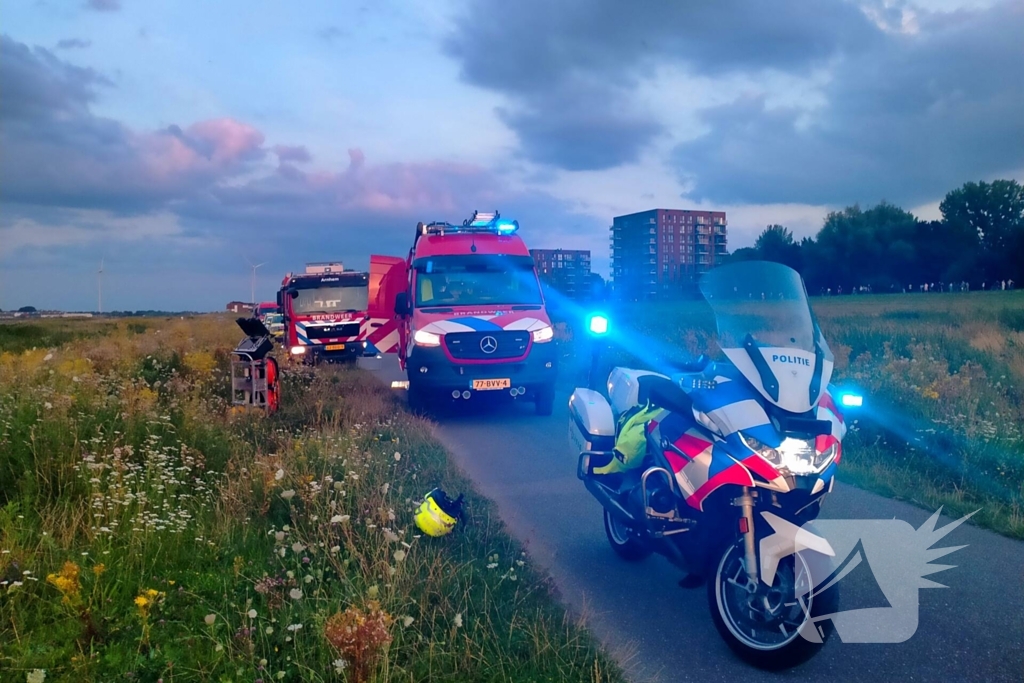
[
  {"xmin": 1, "ymin": 36, "xmax": 111, "ymax": 121},
  {"xmin": 56, "ymin": 38, "xmax": 92, "ymax": 50},
  {"xmin": 85, "ymin": 0, "xmax": 120, "ymax": 11},
  {"xmin": 445, "ymin": 0, "xmax": 881, "ymax": 171},
  {"xmin": 672, "ymin": 1, "xmax": 1024, "ymax": 206}
]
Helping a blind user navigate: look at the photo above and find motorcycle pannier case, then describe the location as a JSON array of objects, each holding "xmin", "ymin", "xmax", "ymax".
[{"xmin": 568, "ymin": 389, "xmax": 615, "ymax": 457}]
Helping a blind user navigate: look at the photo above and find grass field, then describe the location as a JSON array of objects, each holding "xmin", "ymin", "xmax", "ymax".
[
  {"xmin": 568, "ymin": 291, "xmax": 1024, "ymax": 538},
  {"xmin": 0, "ymin": 316, "xmax": 621, "ymax": 682}
]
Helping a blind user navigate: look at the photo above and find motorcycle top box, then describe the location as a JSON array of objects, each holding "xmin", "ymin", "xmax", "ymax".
[{"xmin": 570, "ymin": 261, "xmax": 863, "ymax": 671}]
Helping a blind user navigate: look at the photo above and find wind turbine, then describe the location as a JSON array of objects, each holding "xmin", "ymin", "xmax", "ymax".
[
  {"xmin": 97, "ymin": 259, "xmax": 104, "ymax": 314},
  {"xmin": 246, "ymin": 258, "xmax": 265, "ymax": 305}
]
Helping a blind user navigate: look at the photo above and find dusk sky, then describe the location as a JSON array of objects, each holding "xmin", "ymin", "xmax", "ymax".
[{"xmin": 1, "ymin": 0, "xmax": 1022, "ymax": 311}]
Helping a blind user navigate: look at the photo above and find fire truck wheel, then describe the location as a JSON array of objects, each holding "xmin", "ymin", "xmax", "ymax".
[{"xmin": 535, "ymin": 382, "xmax": 555, "ymax": 416}]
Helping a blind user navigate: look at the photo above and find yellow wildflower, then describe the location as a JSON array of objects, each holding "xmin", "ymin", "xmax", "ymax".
[
  {"xmin": 46, "ymin": 561, "xmax": 81, "ymax": 605},
  {"xmin": 92, "ymin": 564, "xmax": 106, "ymax": 576},
  {"xmin": 135, "ymin": 596, "xmax": 149, "ymax": 609}
]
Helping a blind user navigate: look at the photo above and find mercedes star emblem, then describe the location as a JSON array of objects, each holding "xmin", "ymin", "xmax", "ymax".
[{"xmin": 480, "ymin": 335, "xmax": 498, "ymax": 354}]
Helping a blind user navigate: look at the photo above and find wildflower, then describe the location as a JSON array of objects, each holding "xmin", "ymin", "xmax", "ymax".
[
  {"xmin": 330, "ymin": 545, "xmax": 341, "ymax": 554},
  {"xmin": 280, "ymin": 490, "xmax": 295, "ymax": 501},
  {"xmin": 278, "ymin": 547, "xmax": 286, "ymax": 558},
  {"xmin": 265, "ymin": 626, "xmax": 274, "ymax": 634},
  {"xmin": 367, "ymin": 584, "xmax": 379, "ymax": 598},
  {"xmin": 248, "ymin": 609, "xmax": 258, "ymax": 618},
  {"xmin": 393, "ymin": 550, "xmax": 406, "ymax": 562},
  {"xmin": 384, "ymin": 530, "xmax": 399, "ymax": 543},
  {"xmin": 43, "ymin": 353, "xmax": 53, "ymax": 362},
  {"xmin": 27, "ymin": 670, "xmax": 46, "ymax": 683},
  {"xmin": 275, "ymin": 469, "xmax": 285, "ymax": 481},
  {"xmin": 324, "ymin": 606, "xmax": 393, "ymax": 679},
  {"xmin": 46, "ymin": 561, "xmax": 81, "ymax": 605},
  {"xmin": 329, "ymin": 515, "xmax": 346, "ymax": 524},
  {"xmin": 394, "ymin": 451, "xmax": 401, "ymax": 461},
  {"xmin": 333, "ymin": 481, "xmax": 344, "ymax": 491},
  {"xmin": 381, "ymin": 483, "xmax": 390, "ymax": 495},
  {"xmin": 402, "ymin": 616, "xmax": 415, "ymax": 627},
  {"xmin": 44, "ymin": 402, "xmax": 53, "ymax": 410},
  {"xmin": 333, "ymin": 658, "xmax": 349, "ymax": 674},
  {"xmin": 205, "ymin": 614, "xmax": 216, "ymax": 625},
  {"xmin": 303, "ymin": 574, "xmax": 314, "ymax": 584},
  {"xmin": 274, "ymin": 531, "xmax": 286, "ymax": 542},
  {"xmin": 453, "ymin": 613, "xmax": 463, "ymax": 629},
  {"xmin": 291, "ymin": 542, "xmax": 305, "ymax": 553},
  {"xmin": 487, "ymin": 563, "xmax": 498, "ymax": 570},
  {"xmin": 289, "ymin": 588, "xmax": 303, "ymax": 600}
]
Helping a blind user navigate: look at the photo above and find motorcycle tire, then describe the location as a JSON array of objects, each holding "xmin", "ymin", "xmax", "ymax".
[
  {"xmin": 603, "ymin": 508, "xmax": 651, "ymax": 562},
  {"xmin": 708, "ymin": 536, "xmax": 838, "ymax": 670}
]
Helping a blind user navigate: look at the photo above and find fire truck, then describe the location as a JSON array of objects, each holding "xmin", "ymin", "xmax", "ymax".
[
  {"xmin": 372, "ymin": 211, "xmax": 558, "ymax": 414},
  {"xmin": 277, "ymin": 261, "xmax": 400, "ymax": 364}
]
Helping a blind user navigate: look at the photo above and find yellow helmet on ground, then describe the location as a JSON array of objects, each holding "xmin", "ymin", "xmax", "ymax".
[{"xmin": 414, "ymin": 489, "xmax": 464, "ymax": 537}]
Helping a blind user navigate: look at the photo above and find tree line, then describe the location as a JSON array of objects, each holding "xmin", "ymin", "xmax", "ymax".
[{"xmin": 730, "ymin": 179, "xmax": 1024, "ymax": 293}]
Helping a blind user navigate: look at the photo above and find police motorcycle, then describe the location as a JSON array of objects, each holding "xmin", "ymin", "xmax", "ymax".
[{"xmin": 569, "ymin": 261, "xmax": 862, "ymax": 670}]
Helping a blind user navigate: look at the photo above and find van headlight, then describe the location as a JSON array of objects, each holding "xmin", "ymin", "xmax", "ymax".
[
  {"xmin": 532, "ymin": 324, "xmax": 554, "ymax": 343},
  {"xmin": 413, "ymin": 329, "xmax": 442, "ymax": 347},
  {"xmin": 741, "ymin": 435, "xmax": 838, "ymax": 475}
]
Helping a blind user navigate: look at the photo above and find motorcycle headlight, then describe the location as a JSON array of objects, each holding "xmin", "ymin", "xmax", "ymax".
[
  {"xmin": 413, "ymin": 329, "xmax": 442, "ymax": 347},
  {"xmin": 532, "ymin": 324, "xmax": 554, "ymax": 343},
  {"xmin": 742, "ymin": 436, "xmax": 838, "ymax": 475}
]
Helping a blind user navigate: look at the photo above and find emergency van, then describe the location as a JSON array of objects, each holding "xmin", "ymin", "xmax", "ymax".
[
  {"xmin": 373, "ymin": 211, "xmax": 558, "ymax": 414},
  {"xmin": 277, "ymin": 262, "xmax": 400, "ymax": 364}
]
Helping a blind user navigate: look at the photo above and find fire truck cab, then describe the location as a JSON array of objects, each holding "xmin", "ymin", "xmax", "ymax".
[
  {"xmin": 278, "ymin": 261, "xmax": 400, "ymax": 364},
  {"xmin": 376, "ymin": 211, "xmax": 558, "ymax": 415}
]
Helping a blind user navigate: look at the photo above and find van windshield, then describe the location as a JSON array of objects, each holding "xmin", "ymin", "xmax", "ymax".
[{"xmin": 413, "ymin": 255, "xmax": 542, "ymax": 307}]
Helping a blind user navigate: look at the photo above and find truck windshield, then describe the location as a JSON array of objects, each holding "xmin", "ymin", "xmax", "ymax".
[
  {"xmin": 292, "ymin": 286, "xmax": 369, "ymax": 314},
  {"xmin": 413, "ymin": 255, "xmax": 542, "ymax": 307}
]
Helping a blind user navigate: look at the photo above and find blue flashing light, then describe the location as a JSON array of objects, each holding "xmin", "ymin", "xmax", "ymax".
[
  {"xmin": 839, "ymin": 393, "xmax": 863, "ymax": 408},
  {"xmin": 495, "ymin": 219, "xmax": 519, "ymax": 234},
  {"xmin": 587, "ymin": 313, "xmax": 609, "ymax": 336}
]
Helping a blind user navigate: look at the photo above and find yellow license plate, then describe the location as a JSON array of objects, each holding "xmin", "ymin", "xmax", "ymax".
[
  {"xmin": 325, "ymin": 343, "xmax": 346, "ymax": 351},
  {"xmin": 472, "ymin": 378, "xmax": 511, "ymax": 390}
]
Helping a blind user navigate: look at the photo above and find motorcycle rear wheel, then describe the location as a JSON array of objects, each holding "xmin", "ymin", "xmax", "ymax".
[
  {"xmin": 708, "ymin": 537, "xmax": 838, "ymax": 670},
  {"xmin": 603, "ymin": 508, "xmax": 651, "ymax": 561}
]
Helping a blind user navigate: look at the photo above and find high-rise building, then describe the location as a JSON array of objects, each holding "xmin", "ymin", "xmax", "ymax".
[
  {"xmin": 530, "ymin": 248, "xmax": 592, "ymax": 301},
  {"xmin": 610, "ymin": 209, "xmax": 727, "ymax": 300}
]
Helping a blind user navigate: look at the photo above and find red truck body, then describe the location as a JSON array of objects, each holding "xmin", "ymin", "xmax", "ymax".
[
  {"xmin": 277, "ymin": 263, "xmax": 400, "ymax": 363},
  {"xmin": 371, "ymin": 212, "xmax": 558, "ymax": 414}
]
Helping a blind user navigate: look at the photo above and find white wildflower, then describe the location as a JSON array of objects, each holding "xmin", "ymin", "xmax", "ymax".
[
  {"xmin": 204, "ymin": 614, "xmax": 216, "ymax": 625},
  {"xmin": 247, "ymin": 609, "xmax": 257, "ymax": 618},
  {"xmin": 393, "ymin": 549, "xmax": 406, "ymax": 562},
  {"xmin": 27, "ymin": 670, "xmax": 46, "ymax": 683},
  {"xmin": 368, "ymin": 584, "xmax": 379, "ymax": 598},
  {"xmin": 453, "ymin": 613, "xmax": 463, "ymax": 628},
  {"xmin": 291, "ymin": 542, "xmax": 305, "ymax": 553},
  {"xmin": 394, "ymin": 452, "xmax": 401, "ymax": 461},
  {"xmin": 330, "ymin": 545, "xmax": 341, "ymax": 554},
  {"xmin": 303, "ymin": 574, "xmax": 314, "ymax": 584},
  {"xmin": 289, "ymin": 588, "xmax": 303, "ymax": 600},
  {"xmin": 402, "ymin": 616, "xmax": 415, "ymax": 627},
  {"xmin": 280, "ymin": 489, "xmax": 295, "ymax": 501},
  {"xmin": 383, "ymin": 529, "xmax": 399, "ymax": 543},
  {"xmin": 43, "ymin": 353, "xmax": 53, "ymax": 362},
  {"xmin": 286, "ymin": 623, "xmax": 303, "ymax": 632},
  {"xmin": 381, "ymin": 483, "xmax": 390, "ymax": 495},
  {"xmin": 333, "ymin": 658, "xmax": 349, "ymax": 674},
  {"xmin": 274, "ymin": 468, "xmax": 284, "ymax": 481},
  {"xmin": 487, "ymin": 563, "xmax": 498, "ymax": 570},
  {"xmin": 274, "ymin": 531, "xmax": 286, "ymax": 542},
  {"xmin": 265, "ymin": 626, "xmax": 274, "ymax": 635}
]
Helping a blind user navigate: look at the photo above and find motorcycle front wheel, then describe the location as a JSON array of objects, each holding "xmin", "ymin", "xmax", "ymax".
[{"xmin": 708, "ymin": 537, "xmax": 838, "ymax": 670}]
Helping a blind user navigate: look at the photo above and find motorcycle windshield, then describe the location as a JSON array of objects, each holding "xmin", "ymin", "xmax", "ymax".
[{"xmin": 700, "ymin": 261, "xmax": 817, "ymax": 352}]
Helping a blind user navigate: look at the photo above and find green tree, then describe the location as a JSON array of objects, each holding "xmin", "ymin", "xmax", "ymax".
[
  {"xmin": 754, "ymin": 224, "xmax": 801, "ymax": 270},
  {"xmin": 940, "ymin": 180, "xmax": 1024, "ymax": 281},
  {"xmin": 726, "ymin": 247, "xmax": 760, "ymax": 263},
  {"xmin": 812, "ymin": 202, "xmax": 918, "ymax": 292}
]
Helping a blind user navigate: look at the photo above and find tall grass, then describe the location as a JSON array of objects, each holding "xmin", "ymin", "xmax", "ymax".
[{"xmin": 0, "ymin": 316, "xmax": 620, "ymax": 682}]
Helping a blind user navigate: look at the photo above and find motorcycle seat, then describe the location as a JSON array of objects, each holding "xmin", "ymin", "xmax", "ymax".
[{"xmin": 637, "ymin": 375, "xmax": 694, "ymax": 416}]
